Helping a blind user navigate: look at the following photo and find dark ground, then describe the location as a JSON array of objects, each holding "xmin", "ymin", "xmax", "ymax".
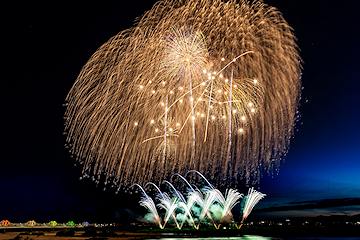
[{"xmin": 2, "ymin": 225, "xmax": 360, "ymax": 239}]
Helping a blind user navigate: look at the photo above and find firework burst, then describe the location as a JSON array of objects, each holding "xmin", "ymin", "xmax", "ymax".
[
  {"xmin": 160, "ymin": 25, "xmax": 209, "ymax": 84},
  {"xmin": 64, "ymin": 0, "xmax": 302, "ymax": 187},
  {"xmin": 133, "ymin": 172, "xmax": 266, "ymax": 230}
]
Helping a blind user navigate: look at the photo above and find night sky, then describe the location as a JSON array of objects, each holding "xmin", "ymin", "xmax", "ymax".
[{"xmin": 2, "ymin": 1, "xmax": 360, "ymax": 223}]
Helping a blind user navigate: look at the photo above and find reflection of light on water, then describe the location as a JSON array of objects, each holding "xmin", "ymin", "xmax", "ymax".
[{"xmin": 148, "ymin": 236, "xmax": 273, "ymax": 240}]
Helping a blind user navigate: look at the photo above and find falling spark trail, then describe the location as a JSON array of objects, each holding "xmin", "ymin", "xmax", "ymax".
[
  {"xmin": 171, "ymin": 173, "xmax": 195, "ymax": 192},
  {"xmin": 204, "ymin": 78, "xmax": 213, "ymax": 142},
  {"xmin": 163, "ymin": 180, "xmax": 186, "ymax": 202},
  {"xmin": 162, "ymin": 96, "xmax": 168, "ymax": 177},
  {"xmin": 186, "ymin": 170, "xmax": 214, "ymax": 189},
  {"xmin": 144, "ymin": 182, "xmax": 164, "ymax": 196},
  {"xmin": 189, "ymin": 69, "xmax": 196, "ymax": 168},
  {"xmin": 226, "ymin": 69, "xmax": 234, "ymax": 176}
]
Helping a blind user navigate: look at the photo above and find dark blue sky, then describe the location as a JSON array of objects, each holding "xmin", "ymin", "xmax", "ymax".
[{"xmin": 1, "ymin": 1, "xmax": 360, "ymax": 223}]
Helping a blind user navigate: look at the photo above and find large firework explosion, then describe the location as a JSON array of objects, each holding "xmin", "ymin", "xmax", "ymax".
[{"xmin": 64, "ymin": 0, "xmax": 302, "ymax": 188}]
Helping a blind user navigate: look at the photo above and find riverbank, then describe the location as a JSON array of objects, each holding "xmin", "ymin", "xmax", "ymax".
[{"xmin": 1, "ymin": 225, "xmax": 360, "ymax": 239}]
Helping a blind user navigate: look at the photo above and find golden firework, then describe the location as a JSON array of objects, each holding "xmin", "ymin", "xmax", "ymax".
[{"xmin": 64, "ymin": 0, "xmax": 302, "ymax": 187}]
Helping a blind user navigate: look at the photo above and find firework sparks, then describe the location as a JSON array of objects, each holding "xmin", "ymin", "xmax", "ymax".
[
  {"xmin": 64, "ymin": 0, "xmax": 302, "ymax": 187},
  {"xmin": 134, "ymin": 172, "xmax": 265, "ymax": 230},
  {"xmin": 238, "ymin": 187, "xmax": 266, "ymax": 229},
  {"xmin": 132, "ymin": 184, "xmax": 163, "ymax": 228},
  {"xmin": 157, "ymin": 193, "xmax": 181, "ymax": 228},
  {"xmin": 210, "ymin": 188, "xmax": 244, "ymax": 222}
]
